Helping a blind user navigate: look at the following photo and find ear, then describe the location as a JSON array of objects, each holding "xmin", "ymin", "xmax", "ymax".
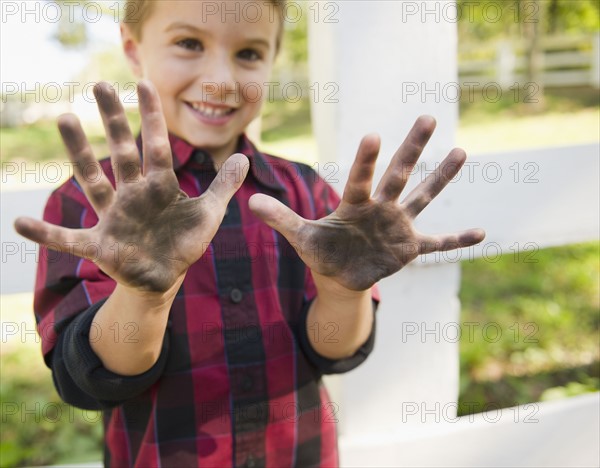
[{"xmin": 120, "ymin": 23, "xmax": 143, "ymax": 78}]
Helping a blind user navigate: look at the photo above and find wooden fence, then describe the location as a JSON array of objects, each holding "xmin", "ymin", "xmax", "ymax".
[{"xmin": 459, "ymin": 33, "xmax": 600, "ymax": 89}]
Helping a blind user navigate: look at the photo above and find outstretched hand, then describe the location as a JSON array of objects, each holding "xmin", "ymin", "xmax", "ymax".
[
  {"xmin": 14, "ymin": 81, "xmax": 249, "ymax": 293},
  {"xmin": 249, "ymin": 116, "xmax": 485, "ymax": 291}
]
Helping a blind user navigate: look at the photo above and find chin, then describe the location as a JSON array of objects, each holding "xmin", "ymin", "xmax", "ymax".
[{"xmin": 188, "ymin": 134, "xmax": 230, "ymax": 149}]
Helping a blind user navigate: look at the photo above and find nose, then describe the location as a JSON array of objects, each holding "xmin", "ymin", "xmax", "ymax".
[{"xmin": 201, "ymin": 51, "xmax": 237, "ymax": 103}]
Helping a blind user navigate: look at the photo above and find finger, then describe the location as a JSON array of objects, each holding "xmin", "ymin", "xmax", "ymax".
[
  {"xmin": 418, "ymin": 228, "xmax": 486, "ymax": 254},
  {"xmin": 373, "ymin": 115, "xmax": 436, "ymax": 202},
  {"xmin": 14, "ymin": 217, "xmax": 92, "ymax": 259},
  {"xmin": 57, "ymin": 114, "xmax": 115, "ymax": 215},
  {"xmin": 93, "ymin": 82, "xmax": 141, "ymax": 184},
  {"xmin": 403, "ymin": 148, "xmax": 466, "ymax": 218},
  {"xmin": 342, "ymin": 134, "xmax": 380, "ymax": 204},
  {"xmin": 248, "ymin": 193, "xmax": 305, "ymax": 243},
  {"xmin": 203, "ymin": 153, "xmax": 250, "ymax": 211},
  {"xmin": 137, "ymin": 80, "xmax": 173, "ymax": 173}
]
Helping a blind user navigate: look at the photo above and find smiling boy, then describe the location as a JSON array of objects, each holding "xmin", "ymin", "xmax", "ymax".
[{"xmin": 15, "ymin": 1, "xmax": 485, "ymax": 466}]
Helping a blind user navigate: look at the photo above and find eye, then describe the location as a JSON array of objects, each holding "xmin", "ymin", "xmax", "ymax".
[
  {"xmin": 176, "ymin": 38, "xmax": 203, "ymax": 52},
  {"xmin": 237, "ymin": 48, "xmax": 262, "ymax": 62}
]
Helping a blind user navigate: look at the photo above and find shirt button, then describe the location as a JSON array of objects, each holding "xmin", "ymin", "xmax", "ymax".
[
  {"xmin": 230, "ymin": 288, "xmax": 243, "ymax": 304},
  {"xmin": 241, "ymin": 375, "xmax": 253, "ymax": 391},
  {"xmin": 194, "ymin": 150, "xmax": 207, "ymax": 164}
]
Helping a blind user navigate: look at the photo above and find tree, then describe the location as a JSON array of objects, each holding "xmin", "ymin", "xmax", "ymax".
[
  {"xmin": 521, "ymin": 0, "xmax": 545, "ymax": 112},
  {"xmin": 51, "ymin": 0, "xmax": 118, "ymax": 48}
]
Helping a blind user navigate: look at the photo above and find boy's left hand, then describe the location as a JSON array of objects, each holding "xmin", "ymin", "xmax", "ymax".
[{"xmin": 249, "ymin": 115, "xmax": 485, "ymax": 291}]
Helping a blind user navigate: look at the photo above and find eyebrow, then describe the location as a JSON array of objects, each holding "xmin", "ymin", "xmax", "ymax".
[
  {"xmin": 165, "ymin": 22, "xmax": 203, "ymax": 34},
  {"xmin": 165, "ymin": 22, "xmax": 271, "ymax": 48},
  {"xmin": 244, "ymin": 38, "xmax": 271, "ymax": 49}
]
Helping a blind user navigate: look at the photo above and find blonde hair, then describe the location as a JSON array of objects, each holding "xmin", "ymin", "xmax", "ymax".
[{"xmin": 123, "ymin": 0, "xmax": 286, "ymax": 51}]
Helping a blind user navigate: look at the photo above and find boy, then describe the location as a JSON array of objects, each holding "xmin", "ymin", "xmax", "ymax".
[{"xmin": 14, "ymin": 1, "xmax": 485, "ymax": 466}]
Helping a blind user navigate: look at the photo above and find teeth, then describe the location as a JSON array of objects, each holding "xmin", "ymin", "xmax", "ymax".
[{"xmin": 190, "ymin": 102, "xmax": 232, "ymax": 117}]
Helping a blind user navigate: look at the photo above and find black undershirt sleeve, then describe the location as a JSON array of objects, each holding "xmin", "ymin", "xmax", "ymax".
[{"xmin": 51, "ymin": 298, "xmax": 170, "ymax": 410}]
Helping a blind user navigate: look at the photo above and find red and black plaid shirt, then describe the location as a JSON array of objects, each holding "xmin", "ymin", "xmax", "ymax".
[{"xmin": 34, "ymin": 134, "xmax": 378, "ymax": 467}]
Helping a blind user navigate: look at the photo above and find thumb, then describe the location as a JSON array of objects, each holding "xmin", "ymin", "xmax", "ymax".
[
  {"xmin": 207, "ymin": 153, "xmax": 250, "ymax": 203},
  {"xmin": 249, "ymin": 193, "xmax": 305, "ymax": 242}
]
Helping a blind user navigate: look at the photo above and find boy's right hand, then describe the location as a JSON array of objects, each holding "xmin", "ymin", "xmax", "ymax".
[{"xmin": 14, "ymin": 81, "xmax": 249, "ymax": 294}]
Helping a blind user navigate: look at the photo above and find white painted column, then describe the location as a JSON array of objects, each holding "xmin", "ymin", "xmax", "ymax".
[{"xmin": 308, "ymin": 0, "xmax": 463, "ymax": 439}]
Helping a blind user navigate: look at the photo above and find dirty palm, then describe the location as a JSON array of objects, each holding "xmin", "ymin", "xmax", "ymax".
[{"xmin": 14, "ymin": 81, "xmax": 485, "ymax": 293}]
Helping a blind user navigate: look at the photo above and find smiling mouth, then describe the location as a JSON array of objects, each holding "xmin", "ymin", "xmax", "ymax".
[{"xmin": 185, "ymin": 101, "xmax": 236, "ymax": 119}]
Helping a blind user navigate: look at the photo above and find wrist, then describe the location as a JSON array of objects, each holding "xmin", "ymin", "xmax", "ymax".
[
  {"xmin": 307, "ymin": 271, "xmax": 374, "ymax": 360},
  {"xmin": 311, "ymin": 270, "xmax": 371, "ymax": 302},
  {"xmin": 116, "ymin": 274, "xmax": 185, "ymax": 311},
  {"xmin": 90, "ymin": 276, "xmax": 182, "ymax": 375}
]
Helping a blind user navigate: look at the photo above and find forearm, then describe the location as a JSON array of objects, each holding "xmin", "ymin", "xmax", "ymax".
[
  {"xmin": 90, "ymin": 278, "xmax": 182, "ymax": 376},
  {"xmin": 306, "ymin": 271, "xmax": 374, "ymax": 359}
]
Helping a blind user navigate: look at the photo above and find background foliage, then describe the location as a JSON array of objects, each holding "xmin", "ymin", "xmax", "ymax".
[{"xmin": 456, "ymin": 0, "xmax": 600, "ymax": 40}]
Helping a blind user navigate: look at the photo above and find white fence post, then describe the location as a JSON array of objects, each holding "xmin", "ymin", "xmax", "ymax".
[
  {"xmin": 460, "ymin": 34, "xmax": 599, "ymax": 89},
  {"xmin": 496, "ymin": 40, "xmax": 516, "ymax": 89},
  {"xmin": 591, "ymin": 33, "xmax": 600, "ymax": 88},
  {"xmin": 308, "ymin": 0, "xmax": 462, "ymax": 439}
]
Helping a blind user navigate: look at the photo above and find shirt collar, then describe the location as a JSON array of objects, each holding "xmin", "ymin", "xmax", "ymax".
[{"xmin": 136, "ymin": 133, "xmax": 285, "ymax": 193}]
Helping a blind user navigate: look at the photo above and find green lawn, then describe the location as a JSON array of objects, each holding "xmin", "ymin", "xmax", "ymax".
[
  {"xmin": 0, "ymin": 293, "xmax": 103, "ymax": 466},
  {"xmin": 0, "ymin": 345, "xmax": 103, "ymax": 467},
  {"xmin": 458, "ymin": 241, "xmax": 600, "ymax": 414},
  {"xmin": 457, "ymin": 107, "xmax": 600, "ymax": 155}
]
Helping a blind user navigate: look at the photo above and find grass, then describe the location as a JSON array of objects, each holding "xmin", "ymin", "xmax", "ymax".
[
  {"xmin": 458, "ymin": 241, "xmax": 600, "ymax": 414},
  {"xmin": 259, "ymin": 98, "xmax": 318, "ymax": 164},
  {"xmin": 0, "ymin": 346, "xmax": 103, "ymax": 467},
  {"xmin": 457, "ymin": 86, "xmax": 600, "ymax": 153},
  {"xmin": 0, "ymin": 295, "xmax": 103, "ymax": 467},
  {"xmin": 0, "ymin": 113, "xmax": 140, "ymax": 189},
  {"xmin": 457, "ymin": 107, "xmax": 600, "ymax": 154},
  {"xmin": 0, "ymin": 120, "xmax": 117, "ymax": 166}
]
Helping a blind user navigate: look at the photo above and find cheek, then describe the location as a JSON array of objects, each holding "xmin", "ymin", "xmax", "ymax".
[
  {"xmin": 144, "ymin": 62, "xmax": 191, "ymax": 104},
  {"xmin": 239, "ymin": 68, "xmax": 273, "ymax": 106},
  {"xmin": 144, "ymin": 52, "xmax": 191, "ymax": 86},
  {"xmin": 241, "ymin": 82, "xmax": 265, "ymax": 105}
]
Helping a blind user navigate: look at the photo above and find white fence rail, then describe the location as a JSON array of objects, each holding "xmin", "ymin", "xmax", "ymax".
[
  {"xmin": 459, "ymin": 33, "xmax": 600, "ymax": 89},
  {"xmin": 340, "ymin": 392, "xmax": 600, "ymax": 467}
]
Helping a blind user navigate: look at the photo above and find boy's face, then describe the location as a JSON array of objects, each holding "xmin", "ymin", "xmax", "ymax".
[{"xmin": 121, "ymin": 1, "xmax": 279, "ymax": 157}]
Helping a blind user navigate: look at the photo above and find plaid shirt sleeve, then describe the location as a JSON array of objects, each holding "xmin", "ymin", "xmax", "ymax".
[
  {"xmin": 34, "ymin": 175, "xmax": 170, "ymax": 410},
  {"xmin": 291, "ymin": 163, "xmax": 380, "ymax": 374}
]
